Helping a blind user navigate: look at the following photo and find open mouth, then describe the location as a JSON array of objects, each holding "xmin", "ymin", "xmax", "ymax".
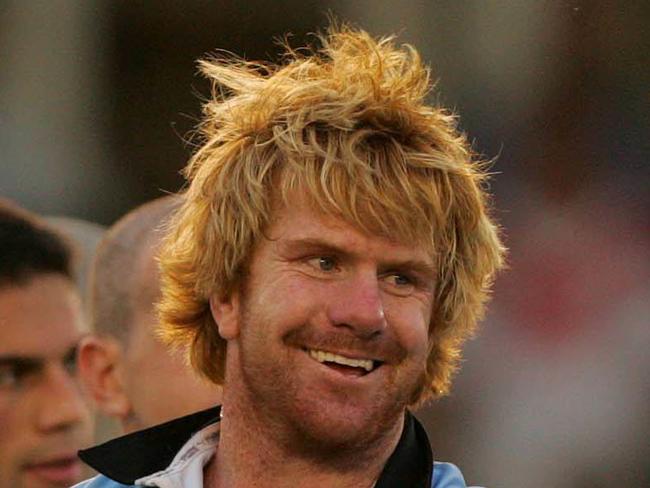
[{"xmin": 306, "ymin": 348, "xmax": 382, "ymax": 376}]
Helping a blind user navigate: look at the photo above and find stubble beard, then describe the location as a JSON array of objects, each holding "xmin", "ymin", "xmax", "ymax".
[
  {"xmin": 235, "ymin": 302, "xmax": 425, "ymax": 468},
  {"xmin": 0, "ymin": 469, "xmax": 19, "ymax": 488}
]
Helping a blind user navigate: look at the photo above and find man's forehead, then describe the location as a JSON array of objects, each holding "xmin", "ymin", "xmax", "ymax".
[
  {"xmin": 0, "ymin": 276, "xmax": 85, "ymax": 358},
  {"xmin": 268, "ymin": 196, "xmax": 435, "ymax": 264},
  {"xmin": 271, "ymin": 178, "xmax": 436, "ymax": 245},
  {"xmin": 0, "ymin": 335, "xmax": 82, "ymax": 363},
  {"xmin": 0, "ymin": 314, "xmax": 83, "ymax": 356}
]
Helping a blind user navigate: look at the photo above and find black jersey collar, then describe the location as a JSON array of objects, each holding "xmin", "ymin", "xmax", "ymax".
[{"xmin": 79, "ymin": 406, "xmax": 433, "ymax": 487}]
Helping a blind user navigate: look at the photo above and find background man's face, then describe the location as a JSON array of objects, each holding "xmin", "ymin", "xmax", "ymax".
[
  {"xmin": 0, "ymin": 275, "xmax": 93, "ymax": 488},
  {"xmin": 219, "ymin": 197, "xmax": 435, "ymax": 451},
  {"xmin": 120, "ymin": 247, "xmax": 218, "ymax": 430}
]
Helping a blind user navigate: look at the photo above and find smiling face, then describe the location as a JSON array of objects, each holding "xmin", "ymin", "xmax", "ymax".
[
  {"xmin": 213, "ymin": 196, "xmax": 435, "ymax": 452},
  {"xmin": 0, "ymin": 275, "xmax": 93, "ymax": 488}
]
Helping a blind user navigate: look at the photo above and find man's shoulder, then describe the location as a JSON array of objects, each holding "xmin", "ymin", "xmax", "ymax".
[
  {"xmin": 74, "ymin": 463, "xmax": 472, "ymax": 488},
  {"xmin": 432, "ymin": 462, "xmax": 482, "ymax": 488},
  {"xmin": 71, "ymin": 474, "xmax": 134, "ymax": 488}
]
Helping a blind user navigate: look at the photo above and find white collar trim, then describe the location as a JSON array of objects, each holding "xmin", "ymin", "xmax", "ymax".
[{"xmin": 134, "ymin": 422, "xmax": 219, "ymax": 487}]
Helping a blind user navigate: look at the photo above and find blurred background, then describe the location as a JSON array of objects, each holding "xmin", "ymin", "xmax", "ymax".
[{"xmin": 1, "ymin": 1, "xmax": 648, "ymax": 486}]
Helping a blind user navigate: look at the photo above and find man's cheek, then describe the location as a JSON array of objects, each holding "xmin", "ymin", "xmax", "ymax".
[
  {"xmin": 0, "ymin": 415, "xmax": 19, "ymax": 480},
  {"xmin": 388, "ymin": 312, "xmax": 429, "ymax": 353},
  {"xmin": 0, "ymin": 406, "xmax": 15, "ymax": 435}
]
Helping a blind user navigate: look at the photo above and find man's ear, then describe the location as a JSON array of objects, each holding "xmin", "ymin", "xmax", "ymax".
[
  {"xmin": 209, "ymin": 290, "xmax": 240, "ymax": 341},
  {"xmin": 77, "ymin": 335, "xmax": 132, "ymax": 420}
]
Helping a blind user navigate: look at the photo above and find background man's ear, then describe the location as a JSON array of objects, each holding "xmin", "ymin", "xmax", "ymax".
[
  {"xmin": 209, "ymin": 291, "xmax": 240, "ymax": 340},
  {"xmin": 77, "ymin": 335, "xmax": 132, "ymax": 419}
]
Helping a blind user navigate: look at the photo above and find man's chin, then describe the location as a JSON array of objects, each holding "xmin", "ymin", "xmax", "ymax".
[
  {"xmin": 287, "ymin": 402, "xmax": 403, "ymax": 459},
  {"xmin": 20, "ymin": 457, "xmax": 84, "ymax": 488},
  {"xmin": 11, "ymin": 444, "xmax": 89, "ymax": 488}
]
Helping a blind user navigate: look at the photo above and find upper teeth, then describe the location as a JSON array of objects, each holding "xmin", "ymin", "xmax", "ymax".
[{"xmin": 308, "ymin": 349, "xmax": 374, "ymax": 372}]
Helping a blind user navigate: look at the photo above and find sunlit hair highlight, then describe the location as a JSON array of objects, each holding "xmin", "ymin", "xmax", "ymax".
[{"xmin": 159, "ymin": 25, "xmax": 505, "ymax": 405}]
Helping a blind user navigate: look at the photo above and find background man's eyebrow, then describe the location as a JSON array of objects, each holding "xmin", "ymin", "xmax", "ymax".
[
  {"xmin": 0, "ymin": 343, "xmax": 79, "ymax": 367},
  {"xmin": 0, "ymin": 355, "xmax": 43, "ymax": 368}
]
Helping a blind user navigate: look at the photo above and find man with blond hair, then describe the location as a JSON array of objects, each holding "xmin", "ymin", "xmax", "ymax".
[
  {"xmin": 77, "ymin": 196, "xmax": 219, "ymax": 435},
  {"xmin": 76, "ymin": 24, "xmax": 504, "ymax": 488}
]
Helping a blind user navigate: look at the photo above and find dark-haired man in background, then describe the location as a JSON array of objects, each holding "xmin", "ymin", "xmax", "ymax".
[{"xmin": 0, "ymin": 200, "xmax": 93, "ymax": 488}]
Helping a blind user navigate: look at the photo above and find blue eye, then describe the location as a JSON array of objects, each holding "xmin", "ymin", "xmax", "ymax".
[
  {"xmin": 393, "ymin": 274, "xmax": 411, "ymax": 286},
  {"xmin": 382, "ymin": 273, "xmax": 417, "ymax": 296},
  {"xmin": 386, "ymin": 273, "xmax": 413, "ymax": 286},
  {"xmin": 307, "ymin": 256, "xmax": 338, "ymax": 273},
  {"xmin": 318, "ymin": 257, "xmax": 336, "ymax": 271}
]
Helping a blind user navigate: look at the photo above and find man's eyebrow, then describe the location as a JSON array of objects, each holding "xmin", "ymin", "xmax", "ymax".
[
  {"xmin": 0, "ymin": 355, "xmax": 43, "ymax": 369},
  {"xmin": 0, "ymin": 344, "xmax": 80, "ymax": 368}
]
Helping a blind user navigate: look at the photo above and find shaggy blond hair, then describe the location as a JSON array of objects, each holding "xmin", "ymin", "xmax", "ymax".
[{"xmin": 159, "ymin": 25, "xmax": 505, "ymax": 405}]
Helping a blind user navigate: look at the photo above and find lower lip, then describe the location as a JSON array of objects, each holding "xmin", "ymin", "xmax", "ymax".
[
  {"xmin": 322, "ymin": 362, "xmax": 369, "ymax": 377},
  {"xmin": 25, "ymin": 458, "xmax": 82, "ymax": 485},
  {"xmin": 305, "ymin": 351, "xmax": 377, "ymax": 379}
]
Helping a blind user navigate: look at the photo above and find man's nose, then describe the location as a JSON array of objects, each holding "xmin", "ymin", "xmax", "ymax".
[
  {"xmin": 327, "ymin": 271, "xmax": 387, "ymax": 339},
  {"xmin": 35, "ymin": 365, "xmax": 89, "ymax": 433}
]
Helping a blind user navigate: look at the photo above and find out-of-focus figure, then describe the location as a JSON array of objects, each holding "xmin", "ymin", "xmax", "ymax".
[
  {"xmin": 78, "ymin": 196, "xmax": 219, "ymax": 435},
  {"xmin": 0, "ymin": 199, "xmax": 93, "ymax": 488},
  {"xmin": 45, "ymin": 216, "xmax": 105, "ymax": 305}
]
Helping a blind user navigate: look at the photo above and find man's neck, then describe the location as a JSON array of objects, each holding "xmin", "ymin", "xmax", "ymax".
[{"xmin": 205, "ymin": 400, "xmax": 404, "ymax": 488}]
